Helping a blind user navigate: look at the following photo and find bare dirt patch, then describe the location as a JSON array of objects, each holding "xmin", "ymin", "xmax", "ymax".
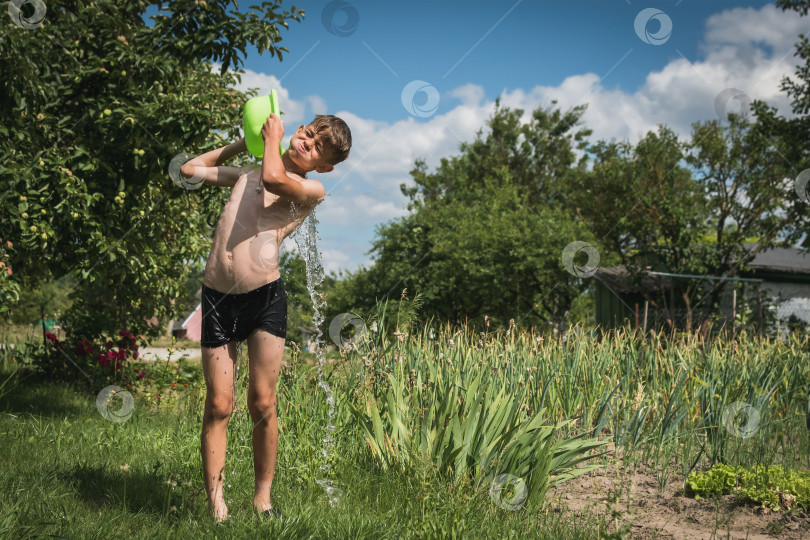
[{"xmin": 547, "ymin": 455, "xmax": 809, "ymax": 540}]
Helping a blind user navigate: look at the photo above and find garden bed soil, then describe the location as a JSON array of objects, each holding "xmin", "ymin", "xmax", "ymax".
[{"xmin": 548, "ymin": 457, "xmax": 809, "ymax": 540}]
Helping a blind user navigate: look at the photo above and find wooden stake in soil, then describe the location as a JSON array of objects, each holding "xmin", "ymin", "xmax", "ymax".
[
  {"xmin": 732, "ymin": 288, "xmax": 737, "ymax": 340},
  {"xmin": 643, "ymin": 301, "xmax": 648, "ymax": 336}
]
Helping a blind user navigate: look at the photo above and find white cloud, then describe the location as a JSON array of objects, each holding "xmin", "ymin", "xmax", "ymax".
[
  {"xmin": 450, "ymin": 83, "xmax": 485, "ymax": 106},
  {"xmin": 320, "ymin": 248, "xmax": 351, "ymax": 274},
  {"xmin": 492, "ymin": 5, "xmax": 806, "ymax": 145},
  {"xmin": 704, "ymin": 4, "xmax": 808, "ymax": 54},
  {"xmin": 308, "ymin": 95, "xmax": 328, "ymax": 116},
  {"xmin": 354, "ymin": 194, "xmax": 409, "ymax": 218}
]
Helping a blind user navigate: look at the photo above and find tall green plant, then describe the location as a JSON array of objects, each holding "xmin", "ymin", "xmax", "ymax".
[
  {"xmin": 344, "ymin": 309, "xmax": 810, "ymax": 509},
  {"xmin": 346, "ymin": 304, "xmax": 609, "ymax": 513}
]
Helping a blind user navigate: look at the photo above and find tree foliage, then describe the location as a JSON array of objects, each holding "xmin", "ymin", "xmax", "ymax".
[
  {"xmin": 0, "ymin": 0, "xmax": 304, "ymax": 340},
  {"xmin": 577, "ymin": 126, "xmax": 705, "ymax": 270},
  {"xmin": 327, "ymin": 102, "xmax": 603, "ymax": 330},
  {"xmin": 775, "ymin": 0, "xmax": 810, "ymax": 182}
]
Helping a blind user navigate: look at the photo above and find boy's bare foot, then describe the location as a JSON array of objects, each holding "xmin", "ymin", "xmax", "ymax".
[
  {"xmin": 253, "ymin": 494, "xmax": 283, "ymax": 518},
  {"xmin": 254, "ymin": 505, "xmax": 282, "ymax": 519},
  {"xmin": 252, "ymin": 494, "xmax": 273, "ymax": 514},
  {"xmin": 208, "ymin": 502, "xmax": 229, "ymax": 523}
]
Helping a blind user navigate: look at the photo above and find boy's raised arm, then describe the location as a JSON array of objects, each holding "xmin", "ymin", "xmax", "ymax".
[
  {"xmin": 186, "ymin": 138, "xmax": 247, "ymax": 167},
  {"xmin": 180, "ymin": 138, "xmax": 247, "ymax": 187},
  {"xmin": 260, "ymin": 114, "xmax": 325, "ymax": 205},
  {"xmin": 259, "ymin": 119, "xmax": 287, "ymax": 187}
]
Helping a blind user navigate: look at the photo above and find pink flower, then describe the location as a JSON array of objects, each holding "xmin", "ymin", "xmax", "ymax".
[
  {"xmin": 133, "ymin": 351, "xmax": 139, "ymax": 360},
  {"xmin": 119, "ymin": 330, "xmax": 134, "ymax": 342},
  {"xmin": 106, "ymin": 340, "xmax": 113, "ymax": 348},
  {"xmin": 98, "ymin": 353, "xmax": 110, "ymax": 367},
  {"xmin": 75, "ymin": 339, "xmax": 94, "ymax": 357},
  {"xmin": 136, "ymin": 370, "xmax": 146, "ymax": 380}
]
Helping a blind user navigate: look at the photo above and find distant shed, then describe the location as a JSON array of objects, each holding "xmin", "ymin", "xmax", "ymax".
[
  {"xmin": 594, "ymin": 246, "xmax": 810, "ymax": 332},
  {"xmin": 171, "ymin": 303, "xmax": 202, "ymax": 342},
  {"xmin": 166, "ymin": 287, "xmax": 203, "ymax": 342},
  {"xmin": 742, "ymin": 246, "xmax": 810, "ymax": 327}
]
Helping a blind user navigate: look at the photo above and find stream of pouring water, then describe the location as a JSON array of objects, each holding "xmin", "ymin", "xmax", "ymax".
[{"xmin": 290, "ymin": 205, "xmax": 344, "ymax": 507}]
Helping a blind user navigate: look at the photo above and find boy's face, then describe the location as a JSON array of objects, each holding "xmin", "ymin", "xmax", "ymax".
[{"xmin": 287, "ymin": 123, "xmax": 335, "ymax": 174}]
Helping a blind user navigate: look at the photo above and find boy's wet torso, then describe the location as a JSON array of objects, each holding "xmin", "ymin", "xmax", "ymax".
[{"xmin": 203, "ymin": 167, "xmax": 316, "ymax": 293}]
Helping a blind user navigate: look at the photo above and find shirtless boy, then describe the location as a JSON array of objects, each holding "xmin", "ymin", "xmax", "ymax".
[{"xmin": 179, "ymin": 112, "xmax": 351, "ymax": 521}]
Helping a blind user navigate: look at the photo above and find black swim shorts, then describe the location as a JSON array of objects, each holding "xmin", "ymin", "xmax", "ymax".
[{"xmin": 200, "ymin": 277, "xmax": 287, "ymax": 348}]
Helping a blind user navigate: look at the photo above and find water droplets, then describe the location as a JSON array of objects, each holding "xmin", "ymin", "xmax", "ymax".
[
  {"xmin": 315, "ymin": 478, "xmax": 344, "ymax": 506},
  {"xmin": 225, "ymin": 342, "xmax": 248, "ymax": 493},
  {"xmin": 290, "ymin": 206, "xmax": 344, "ymax": 507}
]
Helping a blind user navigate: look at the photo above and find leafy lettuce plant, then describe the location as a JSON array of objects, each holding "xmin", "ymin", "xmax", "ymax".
[{"xmin": 687, "ymin": 464, "xmax": 810, "ymax": 511}]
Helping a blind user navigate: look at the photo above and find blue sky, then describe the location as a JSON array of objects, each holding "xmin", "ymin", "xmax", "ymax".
[
  {"xmin": 249, "ymin": 0, "xmax": 776, "ymax": 120},
  {"xmin": 145, "ymin": 1, "xmax": 807, "ymax": 275}
]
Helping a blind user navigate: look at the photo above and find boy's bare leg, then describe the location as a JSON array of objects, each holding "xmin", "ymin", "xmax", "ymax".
[
  {"xmin": 246, "ymin": 329, "xmax": 285, "ymax": 512},
  {"xmin": 201, "ymin": 342, "xmax": 238, "ymax": 521}
]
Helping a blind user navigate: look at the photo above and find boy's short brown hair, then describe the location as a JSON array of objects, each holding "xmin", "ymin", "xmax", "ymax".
[{"xmin": 309, "ymin": 115, "xmax": 351, "ymax": 165}]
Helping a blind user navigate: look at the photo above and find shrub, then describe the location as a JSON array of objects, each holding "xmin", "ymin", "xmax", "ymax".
[{"xmin": 31, "ymin": 329, "xmax": 145, "ymax": 388}]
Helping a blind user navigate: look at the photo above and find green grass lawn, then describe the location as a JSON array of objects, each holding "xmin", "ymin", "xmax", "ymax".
[
  {"xmin": 3, "ymin": 322, "xmax": 806, "ymax": 539},
  {"xmin": 0, "ymin": 364, "xmax": 603, "ymax": 539}
]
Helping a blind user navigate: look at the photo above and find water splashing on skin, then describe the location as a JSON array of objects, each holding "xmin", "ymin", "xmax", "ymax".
[
  {"xmin": 229, "ymin": 342, "xmax": 245, "ymax": 494},
  {"xmin": 228, "ymin": 343, "xmax": 252, "ymax": 501},
  {"xmin": 290, "ymin": 204, "xmax": 343, "ymax": 507}
]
